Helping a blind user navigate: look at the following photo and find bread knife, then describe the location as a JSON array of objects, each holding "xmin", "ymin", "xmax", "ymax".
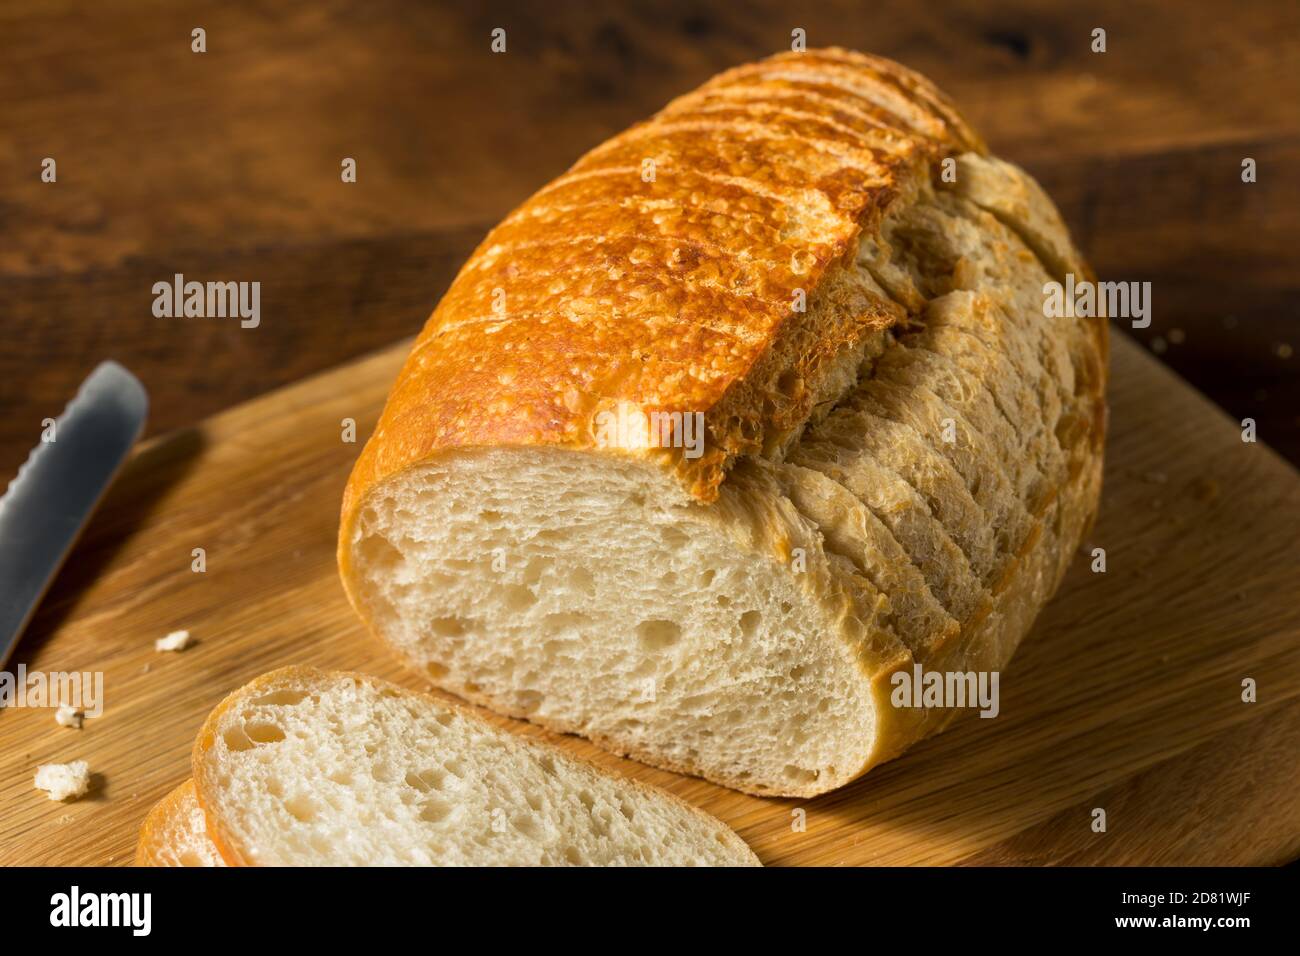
[{"xmin": 0, "ymin": 361, "xmax": 147, "ymax": 668}]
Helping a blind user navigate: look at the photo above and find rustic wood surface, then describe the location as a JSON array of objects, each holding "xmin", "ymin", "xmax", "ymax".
[
  {"xmin": 1, "ymin": 0, "xmax": 1298, "ymax": 487},
  {"xmin": 1, "ymin": 332, "xmax": 1296, "ymax": 867}
]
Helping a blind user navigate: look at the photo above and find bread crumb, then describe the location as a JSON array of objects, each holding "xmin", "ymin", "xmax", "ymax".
[
  {"xmin": 35, "ymin": 761, "xmax": 90, "ymax": 801},
  {"xmin": 55, "ymin": 705, "xmax": 84, "ymax": 729},
  {"xmin": 1167, "ymin": 328, "xmax": 1185, "ymax": 345},
  {"xmin": 155, "ymin": 629, "xmax": 192, "ymax": 652}
]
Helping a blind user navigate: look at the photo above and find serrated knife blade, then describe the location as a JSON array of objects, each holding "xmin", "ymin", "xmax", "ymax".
[{"xmin": 0, "ymin": 361, "xmax": 147, "ymax": 668}]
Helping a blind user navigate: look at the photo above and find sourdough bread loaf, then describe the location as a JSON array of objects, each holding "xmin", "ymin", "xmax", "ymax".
[
  {"xmin": 178, "ymin": 667, "xmax": 757, "ymax": 866},
  {"xmin": 338, "ymin": 48, "xmax": 1108, "ymax": 797}
]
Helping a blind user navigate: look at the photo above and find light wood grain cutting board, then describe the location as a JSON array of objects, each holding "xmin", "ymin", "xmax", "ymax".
[{"xmin": 1, "ymin": 332, "xmax": 1297, "ymax": 866}]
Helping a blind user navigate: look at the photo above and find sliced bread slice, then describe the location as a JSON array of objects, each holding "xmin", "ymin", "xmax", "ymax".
[
  {"xmin": 135, "ymin": 780, "xmax": 227, "ymax": 867},
  {"xmin": 853, "ymin": 377, "xmax": 1035, "ymax": 581},
  {"xmin": 788, "ymin": 427, "xmax": 988, "ymax": 626},
  {"xmin": 814, "ymin": 404, "xmax": 1001, "ymax": 586},
  {"xmin": 189, "ymin": 667, "xmax": 760, "ymax": 866},
  {"xmin": 901, "ymin": 293, "xmax": 1067, "ymax": 487},
  {"xmin": 873, "ymin": 344, "xmax": 1048, "ymax": 513},
  {"xmin": 775, "ymin": 461, "xmax": 960, "ymax": 659}
]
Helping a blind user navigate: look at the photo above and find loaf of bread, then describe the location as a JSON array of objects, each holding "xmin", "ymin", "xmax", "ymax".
[
  {"xmin": 140, "ymin": 667, "xmax": 757, "ymax": 866},
  {"xmin": 338, "ymin": 48, "xmax": 1108, "ymax": 798}
]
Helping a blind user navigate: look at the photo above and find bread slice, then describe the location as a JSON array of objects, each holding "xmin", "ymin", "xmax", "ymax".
[
  {"xmin": 188, "ymin": 667, "xmax": 759, "ymax": 866},
  {"xmin": 816, "ymin": 401, "xmax": 1004, "ymax": 587},
  {"xmin": 338, "ymin": 49, "xmax": 1107, "ymax": 797},
  {"xmin": 873, "ymin": 344, "xmax": 1048, "ymax": 512},
  {"xmin": 774, "ymin": 461, "xmax": 959, "ymax": 658},
  {"xmin": 788, "ymin": 431, "xmax": 988, "ymax": 626},
  {"xmin": 901, "ymin": 295, "xmax": 1067, "ymax": 488},
  {"xmin": 135, "ymin": 780, "xmax": 226, "ymax": 867},
  {"xmin": 857, "ymin": 376, "xmax": 1035, "ymax": 565}
]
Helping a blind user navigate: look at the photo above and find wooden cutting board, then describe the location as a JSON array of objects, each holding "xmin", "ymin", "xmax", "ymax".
[{"xmin": 1, "ymin": 332, "xmax": 1297, "ymax": 866}]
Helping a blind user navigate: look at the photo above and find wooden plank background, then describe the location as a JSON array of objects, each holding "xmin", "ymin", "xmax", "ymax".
[{"xmin": 1, "ymin": 0, "xmax": 1298, "ymax": 481}]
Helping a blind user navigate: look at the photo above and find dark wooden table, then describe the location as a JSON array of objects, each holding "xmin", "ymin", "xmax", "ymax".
[{"xmin": 3, "ymin": 0, "xmax": 1297, "ymax": 480}]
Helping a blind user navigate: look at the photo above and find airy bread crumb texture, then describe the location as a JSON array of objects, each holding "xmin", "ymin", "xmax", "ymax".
[
  {"xmin": 353, "ymin": 450, "xmax": 879, "ymax": 796},
  {"xmin": 35, "ymin": 761, "xmax": 90, "ymax": 801},
  {"xmin": 192, "ymin": 667, "xmax": 758, "ymax": 866}
]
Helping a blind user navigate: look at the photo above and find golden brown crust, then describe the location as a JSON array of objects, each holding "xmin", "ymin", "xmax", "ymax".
[
  {"xmin": 339, "ymin": 48, "xmax": 979, "ymax": 538},
  {"xmin": 693, "ymin": 48, "xmax": 985, "ymax": 152}
]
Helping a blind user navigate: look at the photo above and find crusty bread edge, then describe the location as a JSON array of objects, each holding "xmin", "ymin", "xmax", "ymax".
[
  {"xmin": 134, "ymin": 780, "xmax": 190, "ymax": 866},
  {"xmin": 134, "ymin": 778, "xmax": 226, "ymax": 867}
]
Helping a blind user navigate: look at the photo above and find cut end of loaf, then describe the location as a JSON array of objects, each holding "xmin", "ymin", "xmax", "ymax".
[{"xmin": 342, "ymin": 449, "xmax": 881, "ymax": 797}]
